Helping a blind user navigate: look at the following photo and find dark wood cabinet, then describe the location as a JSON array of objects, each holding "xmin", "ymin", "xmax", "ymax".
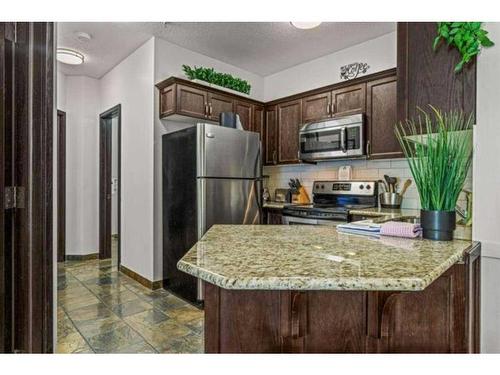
[
  {"xmin": 397, "ymin": 22, "xmax": 476, "ymax": 122},
  {"xmin": 207, "ymin": 92, "xmax": 234, "ymax": 121},
  {"xmin": 265, "ymin": 106, "xmax": 278, "ymax": 165},
  {"xmin": 264, "ymin": 208, "xmax": 283, "ymax": 224},
  {"xmin": 366, "ymin": 75, "xmax": 402, "ymax": 159},
  {"xmin": 278, "ymin": 99, "xmax": 302, "ymax": 164},
  {"xmin": 234, "ymin": 100, "xmax": 253, "ymax": 131},
  {"xmin": 176, "ymin": 84, "xmax": 208, "ymax": 119},
  {"xmin": 302, "ymin": 91, "xmax": 331, "ymax": 123},
  {"xmin": 204, "ymin": 243, "xmax": 480, "ymax": 353},
  {"xmin": 331, "ymin": 83, "xmax": 366, "ymax": 117},
  {"xmin": 159, "ymin": 85, "xmax": 176, "ymax": 118}
]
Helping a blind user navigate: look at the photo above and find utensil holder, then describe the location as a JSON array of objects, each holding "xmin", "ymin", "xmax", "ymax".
[{"xmin": 379, "ymin": 192, "xmax": 403, "ymax": 209}]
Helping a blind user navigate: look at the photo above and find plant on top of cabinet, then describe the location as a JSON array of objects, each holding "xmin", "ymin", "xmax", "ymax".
[
  {"xmin": 433, "ymin": 22, "xmax": 494, "ymax": 72},
  {"xmin": 182, "ymin": 65, "xmax": 251, "ymax": 95},
  {"xmin": 395, "ymin": 106, "xmax": 473, "ymax": 241}
]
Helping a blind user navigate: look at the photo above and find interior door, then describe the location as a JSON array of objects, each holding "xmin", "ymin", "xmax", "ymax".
[
  {"xmin": 57, "ymin": 110, "xmax": 66, "ymax": 262},
  {"xmin": 99, "ymin": 117, "xmax": 112, "ymax": 259},
  {"xmin": 199, "ymin": 178, "xmax": 261, "ymax": 235},
  {"xmin": 1, "ymin": 22, "xmax": 54, "ymax": 354}
]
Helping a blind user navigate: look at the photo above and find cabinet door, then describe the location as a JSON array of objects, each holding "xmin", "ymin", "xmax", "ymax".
[
  {"xmin": 265, "ymin": 106, "xmax": 278, "ymax": 165},
  {"xmin": 278, "ymin": 99, "xmax": 302, "ymax": 164},
  {"xmin": 176, "ymin": 84, "xmax": 207, "ymax": 119},
  {"xmin": 302, "ymin": 91, "xmax": 331, "ymax": 123},
  {"xmin": 397, "ymin": 23, "xmax": 476, "ymax": 123},
  {"xmin": 331, "ymin": 83, "xmax": 366, "ymax": 117},
  {"xmin": 234, "ymin": 100, "xmax": 253, "ymax": 131},
  {"xmin": 253, "ymin": 105, "xmax": 265, "ymax": 162},
  {"xmin": 366, "ymin": 75, "xmax": 402, "ymax": 159},
  {"xmin": 159, "ymin": 84, "xmax": 176, "ymax": 118},
  {"xmin": 208, "ymin": 92, "xmax": 234, "ymax": 121}
]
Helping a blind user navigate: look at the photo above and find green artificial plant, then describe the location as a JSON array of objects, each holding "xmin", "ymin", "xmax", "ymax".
[
  {"xmin": 434, "ymin": 22, "xmax": 494, "ymax": 72},
  {"xmin": 395, "ymin": 106, "xmax": 473, "ymax": 212},
  {"xmin": 182, "ymin": 65, "xmax": 251, "ymax": 95}
]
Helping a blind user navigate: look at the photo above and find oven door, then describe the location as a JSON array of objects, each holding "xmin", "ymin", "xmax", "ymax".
[{"xmin": 282, "ymin": 215, "xmax": 345, "ymax": 226}]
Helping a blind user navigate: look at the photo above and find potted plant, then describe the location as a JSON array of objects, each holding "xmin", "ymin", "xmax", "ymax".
[{"xmin": 395, "ymin": 107, "xmax": 473, "ymax": 241}]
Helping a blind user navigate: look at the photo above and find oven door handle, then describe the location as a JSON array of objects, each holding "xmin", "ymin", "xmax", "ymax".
[{"xmin": 341, "ymin": 127, "xmax": 347, "ymax": 154}]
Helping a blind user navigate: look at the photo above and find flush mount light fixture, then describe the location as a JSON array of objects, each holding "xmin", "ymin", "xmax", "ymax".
[
  {"xmin": 56, "ymin": 48, "xmax": 84, "ymax": 65},
  {"xmin": 290, "ymin": 22, "xmax": 322, "ymax": 30}
]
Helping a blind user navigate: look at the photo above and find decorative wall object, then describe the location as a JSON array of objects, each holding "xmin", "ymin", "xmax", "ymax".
[
  {"xmin": 433, "ymin": 22, "xmax": 494, "ymax": 72},
  {"xmin": 182, "ymin": 65, "xmax": 251, "ymax": 95},
  {"xmin": 340, "ymin": 62, "xmax": 370, "ymax": 80}
]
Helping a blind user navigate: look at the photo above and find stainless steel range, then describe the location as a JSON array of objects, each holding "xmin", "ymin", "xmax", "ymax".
[{"xmin": 282, "ymin": 180, "xmax": 378, "ymax": 226}]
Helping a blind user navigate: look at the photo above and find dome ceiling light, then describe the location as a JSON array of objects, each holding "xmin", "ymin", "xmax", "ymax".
[
  {"xmin": 57, "ymin": 48, "xmax": 84, "ymax": 65},
  {"xmin": 290, "ymin": 22, "xmax": 322, "ymax": 30}
]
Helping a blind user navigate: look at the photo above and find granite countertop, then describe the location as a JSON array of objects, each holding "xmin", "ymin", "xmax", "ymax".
[
  {"xmin": 263, "ymin": 201, "xmax": 288, "ymax": 209},
  {"xmin": 178, "ymin": 224, "xmax": 475, "ymax": 292}
]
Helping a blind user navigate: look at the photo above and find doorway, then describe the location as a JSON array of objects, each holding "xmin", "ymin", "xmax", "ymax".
[
  {"xmin": 99, "ymin": 105, "xmax": 121, "ymax": 266},
  {"xmin": 57, "ymin": 110, "xmax": 66, "ymax": 263}
]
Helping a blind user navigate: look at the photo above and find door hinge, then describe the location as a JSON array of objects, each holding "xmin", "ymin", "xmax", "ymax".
[{"xmin": 4, "ymin": 186, "xmax": 25, "ymax": 209}]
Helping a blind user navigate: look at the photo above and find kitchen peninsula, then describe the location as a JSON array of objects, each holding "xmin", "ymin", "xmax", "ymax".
[{"xmin": 178, "ymin": 225, "xmax": 480, "ymax": 353}]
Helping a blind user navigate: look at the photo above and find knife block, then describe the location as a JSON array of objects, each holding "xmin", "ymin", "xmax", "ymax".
[{"xmin": 292, "ymin": 187, "xmax": 310, "ymax": 204}]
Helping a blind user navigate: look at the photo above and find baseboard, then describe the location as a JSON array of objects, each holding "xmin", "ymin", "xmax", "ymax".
[
  {"xmin": 65, "ymin": 253, "xmax": 99, "ymax": 261},
  {"xmin": 119, "ymin": 265, "xmax": 162, "ymax": 290}
]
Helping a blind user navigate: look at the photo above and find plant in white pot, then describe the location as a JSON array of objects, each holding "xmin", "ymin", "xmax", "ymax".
[{"xmin": 395, "ymin": 107, "xmax": 473, "ymax": 241}]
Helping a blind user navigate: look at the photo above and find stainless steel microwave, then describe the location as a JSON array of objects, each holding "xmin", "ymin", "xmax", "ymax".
[{"xmin": 299, "ymin": 114, "xmax": 365, "ymax": 161}]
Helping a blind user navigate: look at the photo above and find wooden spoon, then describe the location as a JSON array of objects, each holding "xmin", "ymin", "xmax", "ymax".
[{"xmin": 399, "ymin": 179, "xmax": 412, "ymax": 196}]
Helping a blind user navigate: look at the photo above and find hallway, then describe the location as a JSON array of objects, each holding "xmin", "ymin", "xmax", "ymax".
[{"xmin": 56, "ymin": 248, "xmax": 203, "ymax": 353}]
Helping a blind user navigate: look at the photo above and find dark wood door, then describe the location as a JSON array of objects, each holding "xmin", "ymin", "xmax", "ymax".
[
  {"xmin": 366, "ymin": 75, "xmax": 402, "ymax": 159},
  {"xmin": 208, "ymin": 92, "xmax": 234, "ymax": 121},
  {"xmin": 57, "ymin": 110, "xmax": 66, "ymax": 262},
  {"xmin": 278, "ymin": 99, "xmax": 302, "ymax": 164},
  {"xmin": 234, "ymin": 100, "xmax": 253, "ymax": 131},
  {"xmin": 397, "ymin": 22, "xmax": 476, "ymax": 122},
  {"xmin": 302, "ymin": 91, "xmax": 331, "ymax": 123},
  {"xmin": 159, "ymin": 84, "xmax": 175, "ymax": 118},
  {"xmin": 99, "ymin": 117, "xmax": 113, "ymax": 260},
  {"xmin": 1, "ymin": 22, "xmax": 54, "ymax": 354},
  {"xmin": 264, "ymin": 106, "xmax": 278, "ymax": 165},
  {"xmin": 331, "ymin": 83, "xmax": 366, "ymax": 117},
  {"xmin": 176, "ymin": 84, "xmax": 207, "ymax": 119}
]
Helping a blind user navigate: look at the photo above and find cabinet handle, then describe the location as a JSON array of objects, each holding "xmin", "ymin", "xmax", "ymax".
[
  {"xmin": 209, "ymin": 103, "xmax": 213, "ymax": 116},
  {"xmin": 332, "ymin": 102, "xmax": 336, "ymax": 114},
  {"xmin": 273, "ymin": 150, "xmax": 277, "ymax": 165},
  {"xmin": 366, "ymin": 140, "xmax": 371, "ymax": 157},
  {"xmin": 326, "ymin": 103, "xmax": 331, "ymax": 115},
  {"xmin": 205, "ymin": 103, "xmax": 208, "ymax": 117}
]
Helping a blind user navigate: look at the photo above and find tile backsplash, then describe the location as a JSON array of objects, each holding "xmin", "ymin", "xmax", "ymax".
[{"xmin": 263, "ymin": 158, "xmax": 472, "ymax": 210}]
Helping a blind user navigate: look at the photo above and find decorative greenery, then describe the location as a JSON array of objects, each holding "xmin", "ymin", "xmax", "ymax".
[
  {"xmin": 395, "ymin": 106, "xmax": 473, "ymax": 211},
  {"xmin": 434, "ymin": 22, "xmax": 494, "ymax": 72},
  {"xmin": 182, "ymin": 65, "xmax": 251, "ymax": 95}
]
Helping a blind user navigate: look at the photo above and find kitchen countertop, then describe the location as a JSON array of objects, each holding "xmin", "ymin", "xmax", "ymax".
[
  {"xmin": 178, "ymin": 224, "xmax": 475, "ymax": 292},
  {"xmin": 262, "ymin": 201, "xmax": 288, "ymax": 209}
]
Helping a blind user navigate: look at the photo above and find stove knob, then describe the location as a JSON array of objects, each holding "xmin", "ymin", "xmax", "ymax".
[
  {"xmin": 359, "ymin": 184, "xmax": 364, "ymax": 190},
  {"xmin": 321, "ymin": 184, "xmax": 325, "ymax": 189},
  {"xmin": 366, "ymin": 184, "xmax": 371, "ymax": 190},
  {"xmin": 315, "ymin": 184, "xmax": 320, "ymax": 190}
]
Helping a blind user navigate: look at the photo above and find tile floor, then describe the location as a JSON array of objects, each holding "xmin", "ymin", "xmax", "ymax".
[{"xmin": 57, "ymin": 245, "xmax": 204, "ymax": 353}]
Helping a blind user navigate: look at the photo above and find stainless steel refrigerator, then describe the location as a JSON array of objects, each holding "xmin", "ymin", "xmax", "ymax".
[{"xmin": 162, "ymin": 123, "xmax": 262, "ymax": 303}]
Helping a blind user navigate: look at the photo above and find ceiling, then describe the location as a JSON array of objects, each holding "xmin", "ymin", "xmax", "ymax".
[{"xmin": 57, "ymin": 22, "xmax": 396, "ymax": 78}]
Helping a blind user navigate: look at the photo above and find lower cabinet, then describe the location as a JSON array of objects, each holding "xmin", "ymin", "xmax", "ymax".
[
  {"xmin": 263, "ymin": 208, "xmax": 283, "ymax": 224},
  {"xmin": 204, "ymin": 244, "xmax": 480, "ymax": 353}
]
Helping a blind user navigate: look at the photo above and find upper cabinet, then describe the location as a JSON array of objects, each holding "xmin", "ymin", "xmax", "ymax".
[
  {"xmin": 265, "ymin": 106, "xmax": 278, "ymax": 165},
  {"xmin": 176, "ymin": 84, "xmax": 208, "ymax": 119},
  {"xmin": 331, "ymin": 83, "xmax": 366, "ymax": 117},
  {"xmin": 207, "ymin": 92, "xmax": 234, "ymax": 122},
  {"xmin": 397, "ymin": 22, "xmax": 476, "ymax": 122},
  {"xmin": 302, "ymin": 92, "xmax": 331, "ymax": 123},
  {"xmin": 277, "ymin": 99, "xmax": 302, "ymax": 164},
  {"xmin": 234, "ymin": 100, "xmax": 253, "ymax": 131},
  {"xmin": 366, "ymin": 75, "xmax": 401, "ymax": 159}
]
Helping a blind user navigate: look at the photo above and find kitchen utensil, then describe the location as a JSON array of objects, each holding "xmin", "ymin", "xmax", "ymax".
[
  {"xmin": 384, "ymin": 175, "xmax": 393, "ymax": 192},
  {"xmin": 399, "ymin": 179, "xmax": 412, "ymax": 196},
  {"xmin": 378, "ymin": 179, "xmax": 388, "ymax": 192},
  {"xmin": 379, "ymin": 192, "xmax": 403, "ymax": 209}
]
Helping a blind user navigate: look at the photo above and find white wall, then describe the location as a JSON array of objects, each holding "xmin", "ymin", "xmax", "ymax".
[
  {"xmin": 152, "ymin": 38, "xmax": 267, "ymax": 281},
  {"xmin": 64, "ymin": 75, "xmax": 100, "ymax": 256},
  {"xmin": 100, "ymin": 38, "xmax": 155, "ymax": 280},
  {"xmin": 57, "ymin": 71, "xmax": 67, "ymax": 111},
  {"xmin": 474, "ymin": 22, "xmax": 500, "ymax": 353},
  {"xmin": 263, "ymin": 32, "xmax": 396, "ymax": 101}
]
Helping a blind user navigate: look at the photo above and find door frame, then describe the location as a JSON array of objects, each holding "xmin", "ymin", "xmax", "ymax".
[
  {"xmin": 57, "ymin": 110, "xmax": 66, "ymax": 262},
  {"xmin": 99, "ymin": 104, "xmax": 121, "ymax": 265}
]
